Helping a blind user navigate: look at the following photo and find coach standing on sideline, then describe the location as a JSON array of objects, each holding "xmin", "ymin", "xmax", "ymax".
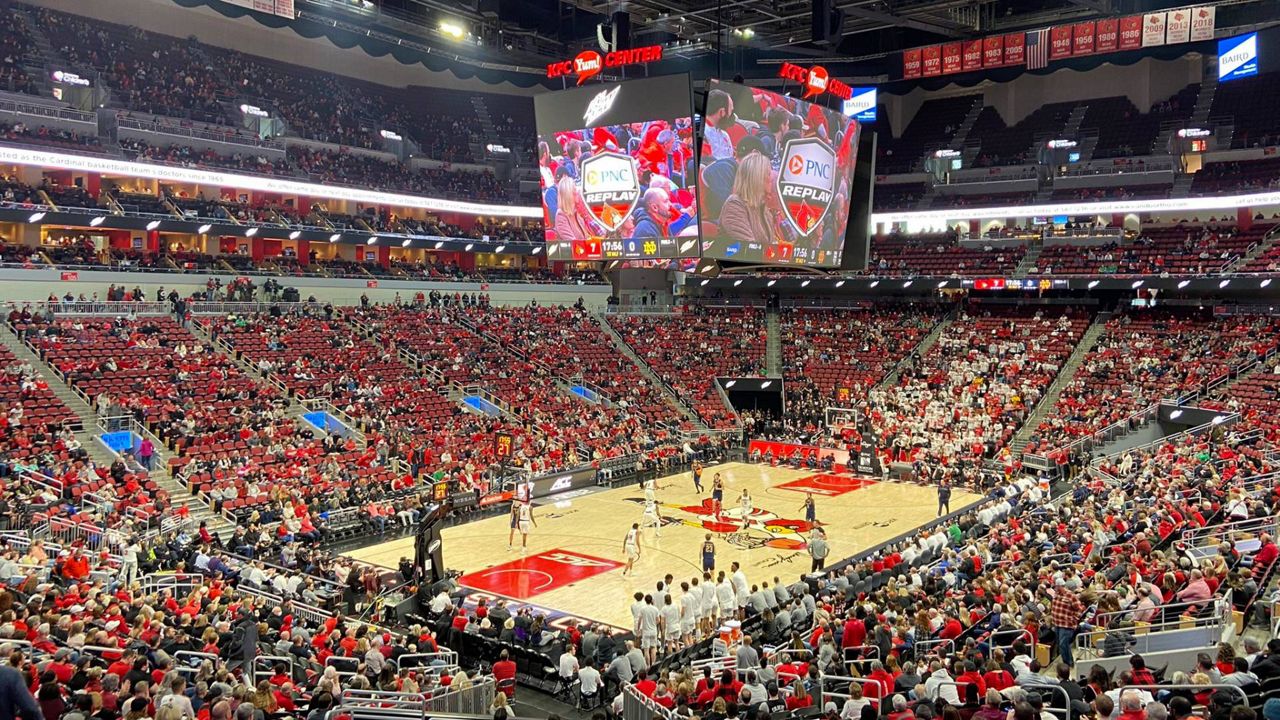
[
  {"xmin": 808, "ymin": 529, "xmax": 829, "ymax": 572},
  {"xmin": 937, "ymin": 480, "xmax": 952, "ymax": 517}
]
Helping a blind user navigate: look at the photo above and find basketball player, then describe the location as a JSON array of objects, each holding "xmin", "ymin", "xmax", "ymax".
[
  {"xmin": 696, "ymin": 573, "xmax": 716, "ymax": 635},
  {"xmin": 516, "ymin": 501, "xmax": 537, "ymax": 553},
  {"xmin": 622, "ymin": 522, "xmax": 641, "ymax": 576},
  {"xmin": 692, "ymin": 461, "xmax": 704, "ymax": 493},
  {"xmin": 715, "ymin": 570, "xmax": 735, "ymax": 620},
  {"xmin": 660, "ymin": 593, "xmax": 682, "ymax": 654},
  {"xmin": 640, "ymin": 479, "xmax": 663, "ymax": 536},
  {"xmin": 701, "ymin": 533, "xmax": 716, "ymax": 573},
  {"xmin": 710, "ymin": 474, "xmax": 725, "ymax": 521},
  {"xmin": 800, "ymin": 492, "xmax": 820, "ymax": 526},
  {"xmin": 507, "ymin": 502, "xmax": 520, "ymax": 551},
  {"xmin": 678, "ymin": 581, "xmax": 698, "ymax": 645},
  {"xmin": 738, "ymin": 488, "xmax": 753, "ymax": 529}
]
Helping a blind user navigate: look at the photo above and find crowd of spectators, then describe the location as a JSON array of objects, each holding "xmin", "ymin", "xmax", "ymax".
[{"xmin": 1025, "ymin": 311, "xmax": 1280, "ymax": 457}]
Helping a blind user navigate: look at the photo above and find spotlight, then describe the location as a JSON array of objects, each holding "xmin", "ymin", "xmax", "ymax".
[{"xmin": 439, "ymin": 20, "xmax": 466, "ymax": 38}]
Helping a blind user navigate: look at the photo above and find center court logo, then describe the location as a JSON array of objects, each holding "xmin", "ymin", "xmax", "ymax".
[
  {"xmin": 579, "ymin": 151, "xmax": 640, "ymax": 231},
  {"xmin": 776, "ymin": 137, "xmax": 836, "ymax": 236}
]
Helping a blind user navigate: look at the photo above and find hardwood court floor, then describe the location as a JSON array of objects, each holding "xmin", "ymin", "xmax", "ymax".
[{"xmin": 345, "ymin": 462, "xmax": 981, "ymax": 628}]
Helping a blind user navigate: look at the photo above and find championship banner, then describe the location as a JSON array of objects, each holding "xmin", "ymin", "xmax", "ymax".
[
  {"xmin": 1004, "ymin": 33, "xmax": 1026, "ymax": 65},
  {"xmin": 1119, "ymin": 15, "xmax": 1143, "ymax": 50},
  {"xmin": 983, "ymin": 35, "xmax": 1004, "ymax": 67},
  {"xmin": 922, "ymin": 45, "xmax": 943, "ymax": 76},
  {"xmin": 942, "ymin": 43, "xmax": 963, "ymax": 74},
  {"xmin": 1190, "ymin": 6, "xmax": 1216, "ymax": 42},
  {"xmin": 903, "ymin": 48, "xmax": 922, "ymax": 78},
  {"xmin": 1165, "ymin": 8, "xmax": 1191, "ymax": 44},
  {"xmin": 1050, "ymin": 25, "xmax": 1073, "ymax": 59},
  {"xmin": 1143, "ymin": 12, "xmax": 1168, "ymax": 47},
  {"xmin": 963, "ymin": 40, "xmax": 983, "ymax": 71},
  {"xmin": 1096, "ymin": 18, "xmax": 1119, "ymax": 53},
  {"xmin": 1073, "ymin": 21, "xmax": 1096, "ymax": 55}
]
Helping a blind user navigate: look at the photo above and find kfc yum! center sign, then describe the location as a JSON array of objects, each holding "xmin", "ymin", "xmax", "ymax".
[{"xmin": 546, "ymin": 46, "xmax": 664, "ymax": 84}]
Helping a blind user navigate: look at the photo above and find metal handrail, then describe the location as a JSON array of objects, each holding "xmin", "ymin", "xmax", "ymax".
[{"xmin": 1119, "ymin": 684, "xmax": 1247, "ymax": 707}]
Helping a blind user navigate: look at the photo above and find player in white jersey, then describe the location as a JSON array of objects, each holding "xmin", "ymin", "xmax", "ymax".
[
  {"xmin": 660, "ymin": 593, "xmax": 682, "ymax": 653},
  {"xmin": 678, "ymin": 581, "xmax": 698, "ymax": 645},
  {"xmin": 622, "ymin": 523, "xmax": 640, "ymax": 576},
  {"xmin": 637, "ymin": 594, "xmax": 661, "ymax": 664},
  {"xmin": 699, "ymin": 572, "xmax": 717, "ymax": 631},
  {"xmin": 715, "ymin": 570, "xmax": 736, "ymax": 617},
  {"xmin": 516, "ymin": 502, "xmax": 536, "ymax": 554},
  {"xmin": 640, "ymin": 497, "xmax": 663, "ymax": 536},
  {"xmin": 738, "ymin": 489, "xmax": 753, "ymax": 529}
]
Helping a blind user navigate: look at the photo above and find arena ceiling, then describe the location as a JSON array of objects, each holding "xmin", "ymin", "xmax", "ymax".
[{"xmin": 314, "ymin": 0, "xmax": 1280, "ymax": 78}]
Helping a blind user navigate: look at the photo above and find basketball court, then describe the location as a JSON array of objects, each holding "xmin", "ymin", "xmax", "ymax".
[{"xmin": 345, "ymin": 462, "xmax": 980, "ymax": 629}]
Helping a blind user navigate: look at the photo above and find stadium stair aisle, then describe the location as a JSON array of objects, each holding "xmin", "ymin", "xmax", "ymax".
[
  {"xmin": 594, "ymin": 311, "xmax": 709, "ymax": 429},
  {"xmin": 875, "ymin": 306, "xmax": 956, "ymax": 390},
  {"xmin": 1008, "ymin": 312, "xmax": 1112, "ymax": 455},
  {"xmin": 765, "ymin": 307, "xmax": 782, "ymax": 376},
  {"xmin": 2, "ymin": 322, "xmax": 235, "ymax": 537}
]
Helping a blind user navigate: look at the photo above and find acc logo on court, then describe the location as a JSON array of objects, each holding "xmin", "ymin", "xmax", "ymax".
[
  {"xmin": 776, "ymin": 138, "xmax": 835, "ymax": 237},
  {"xmin": 542, "ymin": 552, "xmax": 614, "ymax": 567},
  {"xmin": 580, "ymin": 151, "xmax": 640, "ymax": 232}
]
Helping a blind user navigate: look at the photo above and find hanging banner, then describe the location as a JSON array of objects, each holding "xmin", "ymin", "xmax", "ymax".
[
  {"xmin": 1119, "ymin": 15, "xmax": 1143, "ymax": 50},
  {"xmin": 1143, "ymin": 12, "xmax": 1168, "ymax": 47},
  {"xmin": 983, "ymin": 35, "xmax": 1004, "ymax": 67},
  {"xmin": 1165, "ymin": 8, "xmax": 1191, "ymax": 44},
  {"xmin": 1190, "ymin": 5, "xmax": 1216, "ymax": 42},
  {"xmin": 942, "ymin": 43, "xmax": 963, "ymax": 74},
  {"xmin": 922, "ymin": 45, "xmax": 943, "ymax": 76},
  {"xmin": 1004, "ymin": 33, "xmax": 1025, "ymax": 65},
  {"xmin": 963, "ymin": 40, "xmax": 983, "ymax": 71},
  {"xmin": 1050, "ymin": 25, "xmax": 1073, "ymax": 59},
  {"xmin": 1073, "ymin": 21, "xmax": 1096, "ymax": 55},
  {"xmin": 1096, "ymin": 18, "xmax": 1119, "ymax": 53},
  {"xmin": 903, "ymin": 47, "xmax": 922, "ymax": 78}
]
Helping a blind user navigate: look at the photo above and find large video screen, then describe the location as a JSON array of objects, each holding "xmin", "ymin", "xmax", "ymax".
[
  {"xmin": 534, "ymin": 74, "xmax": 699, "ymax": 261},
  {"xmin": 698, "ymin": 79, "xmax": 861, "ymax": 267}
]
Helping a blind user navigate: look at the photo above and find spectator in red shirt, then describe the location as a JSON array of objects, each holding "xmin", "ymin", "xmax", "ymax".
[
  {"xmin": 1128, "ymin": 655, "xmax": 1156, "ymax": 686},
  {"xmin": 492, "ymin": 650, "xmax": 517, "ymax": 698}
]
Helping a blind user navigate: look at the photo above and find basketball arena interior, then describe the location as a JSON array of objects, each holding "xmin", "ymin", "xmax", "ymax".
[{"xmin": 0, "ymin": 0, "xmax": 1279, "ymax": 718}]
